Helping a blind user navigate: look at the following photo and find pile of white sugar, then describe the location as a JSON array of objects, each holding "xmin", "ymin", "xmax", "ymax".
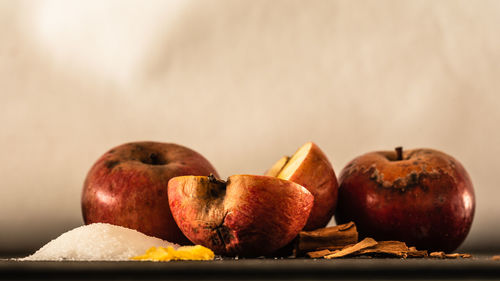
[{"xmin": 20, "ymin": 223, "xmax": 179, "ymax": 261}]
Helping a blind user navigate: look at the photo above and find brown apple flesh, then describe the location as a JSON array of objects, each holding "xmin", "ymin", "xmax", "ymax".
[
  {"xmin": 266, "ymin": 142, "xmax": 338, "ymax": 230},
  {"xmin": 81, "ymin": 141, "xmax": 218, "ymax": 244},
  {"xmin": 168, "ymin": 175, "xmax": 314, "ymax": 256},
  {"xmin": 335, "ymin": 147, "xmax": 475, "ymax": 252}
]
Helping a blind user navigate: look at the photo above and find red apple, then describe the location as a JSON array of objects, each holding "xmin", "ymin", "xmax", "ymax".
[
  {"xmin": 266, "ymin": 142, "xmax": 338, "ymax": 230},
  {"xmin": 335, "ymin": 147, "xmax": 475, "ymax": 252},
  {"xmin": 81, "ymin": 141, "xmax": 218, "ymax": 244},
  {"xmin": 168, "ymin": 174, "xmax": 314, "ymax": 256}
]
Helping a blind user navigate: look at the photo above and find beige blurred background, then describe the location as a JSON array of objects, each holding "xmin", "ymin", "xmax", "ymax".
[{"xmin": 1, "ymin": 0, "xmax": 500, "ymax": 254}]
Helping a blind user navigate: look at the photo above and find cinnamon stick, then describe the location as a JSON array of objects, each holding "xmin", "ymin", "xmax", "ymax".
[{"xmin": 296, "ymin": 222, "xmax": 358, "ymax": 255}]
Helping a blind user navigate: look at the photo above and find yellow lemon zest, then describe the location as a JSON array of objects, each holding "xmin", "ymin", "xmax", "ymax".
[{"xmin": 131, "ymin": 245, "xmax": 215, "ymax": 261}]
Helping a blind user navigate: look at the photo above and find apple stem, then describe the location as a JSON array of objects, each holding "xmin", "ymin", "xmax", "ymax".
[
  {"xmin": 395, "ymin": 146, "xmax": 403, "ymax": 161},
  {"xmin": 208, "ymin": 174, "xmax": 226, "ymax": 185}
]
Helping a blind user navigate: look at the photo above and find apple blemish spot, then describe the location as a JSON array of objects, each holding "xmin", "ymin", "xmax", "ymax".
[{"xmin": 19, "ymin": 223, "xmax": 179, "ymax": 261}]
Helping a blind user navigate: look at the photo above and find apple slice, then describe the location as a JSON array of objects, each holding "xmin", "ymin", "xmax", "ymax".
[
  {"xmin": 168, "ymin": 174, "xmax": 313, "ymax": 257},
  {"xmin": 265, "ymin": 156, "xmax": 290, "ymax": 177},
  {"xmin": 266, "ymin": 142, "xmax": 338, "ymax": 230}
]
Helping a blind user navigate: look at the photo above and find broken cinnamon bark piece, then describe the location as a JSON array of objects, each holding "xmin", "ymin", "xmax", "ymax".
[
  {"xmin": 444, "ymin": 253, "xmax": 460, "ymax": 259},
  {"xmin": 429, "ymin": 252, "xmax": 471, "ymax": 259},
  {"xmin": 404, "ymin": 246, "xmax": 428, "ymax": 258},
  {"xmin": 305, "ymin": 239, "xmax": 428, "ymax": 259},
  {"xmin": 324, "ymin": 237, "xmax": 377, "ymax": 259},
  {"xmin": 405, "ymin": 250, "xmax": 428, "ymax": 258},
  {"xmin": 430, "ymin": 251, "xmax": 446, "ymax": 259},
  {"xmin": 445, "ymin": 253, "xmax": 472, "ymax": 259},
  {"xmin": 357, "ymin": 241, "xmax": 409, "ymax": 258},
  {"xmin": 295, "ymin": 222, "xmax": 358, "ymax": 255},
  {"xmin": 306, "ymin": 249, "xmax": 337, "ymax": 258}
]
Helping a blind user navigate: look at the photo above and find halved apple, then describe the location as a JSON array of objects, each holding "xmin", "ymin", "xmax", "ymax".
[
  {"xmin": 266, "ymin": 142, "xmax": 339, "ymax": 230},
  {"xmin": 168, "ymin": 174, "xmax": 314, "ymax": 257}
]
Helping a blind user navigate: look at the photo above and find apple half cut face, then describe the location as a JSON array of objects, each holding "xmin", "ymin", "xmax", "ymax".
[
  {"xmin": 265, "ymin": 142, "xmax": 339, "ymax": 230},
  {"xmin": 167, "ymin": 174, "xmax": 313, "ymax": 257}
]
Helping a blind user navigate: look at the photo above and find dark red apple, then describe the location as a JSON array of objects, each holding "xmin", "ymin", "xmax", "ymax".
[
  {"xmin": 335, "ymin": 147, "xmax": 475, "ymax": 252},
  {"xmin": 81, "ymin": 141, "xmax": 218, "ymax": 244},
  {"xmin": 168, "ymin": 174, "xmax": 314, "ymax": 256}
]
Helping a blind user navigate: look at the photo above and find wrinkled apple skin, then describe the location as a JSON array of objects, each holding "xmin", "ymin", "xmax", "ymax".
[
  {"xmin": 168, "ymin": 175, "xmax": 314, "ymax": 256},
  {"xmin": 335, "ymin": 148, "xmax": 475, "ymax": 252},
  {"xmin": 82, "ymin": 141, "xmax": 218, "ymax": 244}
]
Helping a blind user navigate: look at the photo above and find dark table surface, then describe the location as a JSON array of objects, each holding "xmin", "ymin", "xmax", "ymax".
[{"xmin": 2, "ymin": 256, "xmax": 500, "ymax": 281}]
